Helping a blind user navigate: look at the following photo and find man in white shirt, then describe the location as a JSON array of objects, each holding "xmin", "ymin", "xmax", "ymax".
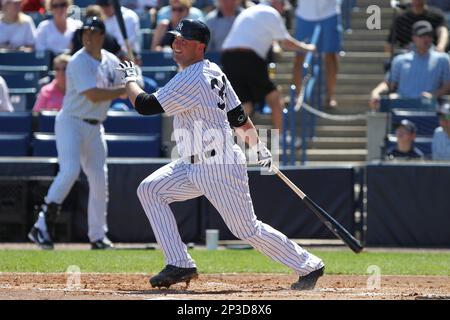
[
  {"xmin": 97, "ymin": 0, "xmax": 141, "ymax": 55},
  {"xmin": 221, "ymin": 0, "xmax": 315, "ymax": 130},
  {"xmin": 293, "ymin": 0, "xmax": 342, "ymax": 109},
  {"xmin": 432, "ymin": 101, "xmax": 450, "ymax": 160}
]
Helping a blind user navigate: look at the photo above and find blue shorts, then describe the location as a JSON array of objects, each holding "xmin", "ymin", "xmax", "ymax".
[{"xmin": 294, "ymin": 14, "xmax": 342, "ymax": 54}]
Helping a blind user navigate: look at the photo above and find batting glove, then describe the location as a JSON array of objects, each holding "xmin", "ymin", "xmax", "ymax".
[
  {"xmin": 117, "ymin": 60, "xmax": 138, "ymax": 83},
  {"xmin": 254, "ymin": 142, "xmax": 273, "ymax": 171}
]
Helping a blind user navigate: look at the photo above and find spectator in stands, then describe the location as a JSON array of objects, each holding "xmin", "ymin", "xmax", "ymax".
[
  {"xmin": 385, "ymin": 119, "xmax": 424, "ymax": 160},
  {"xmin": 97, "ymin": 0, "xmax": 141, "ymax": 55},
  {"xmin": 0, "ymin": 0, "xmax": 36, "ymax": 51},
  {"xmin": 35, "ymin": 0, "xmax": 82, "ymax": 55},
  {"xmin": 432, "ymin": 101, "xmax": 450, "ymax": 160},
  {"xmin": 32, "ymin": 53, "xmax": 70, "ymax": 112},
  {"xmin": 71, "ymin": 5, "xmax": 124, "ymax": 57},
  {"xmin": 386, "ymin": 0, "xmax": 448, "ymax": 54},
  {"xmin": 221, "ymin": 0, "xmax": 315, "ymax": 130},
  {"xmin": 0, "ymin": 75, "xmax": 13, "ymax": 112},
  {"xmin": 205, "ymin": 0, "xmax": 242, "ymax": 52},
  {"xmin": 369, "ymin": 21, "xmax": 450, "ymax": 110},
  {"xmin": 292, "ymin": 0, "xmax": 342, "ymax": 109},
  {"xmin": 151, "ymin": 0, "xmax": 191, "ymax": 51},
  {"xmin": 121, "ymin": 0, "xmax": 157, "ymax": 14},
  {"xmin": 156, "ymin": 0, "xmax": 204, "ymax": 24}
]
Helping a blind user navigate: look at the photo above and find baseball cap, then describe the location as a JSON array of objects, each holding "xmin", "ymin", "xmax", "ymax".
[
  {"xmin": 82, "ymin": 16, "xmax": 105, "ymax": 34},
  {"xmin": 412, "ymin": 20, "xmax": 434, "ymax": 37},
  {"xmin": 395, "ymin": 119, "xmax": 417, "ymax": 133},
  {"xmin": 169, "ymin": 19, "xmax": 210, "ymax": 46}
]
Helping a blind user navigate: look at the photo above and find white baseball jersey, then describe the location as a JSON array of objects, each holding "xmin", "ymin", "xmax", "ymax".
[
  {"xmin": 61, "ymin": 48, "xmax": 123, "ymax": 122},
  {"xmin": 138, "ymin": 59, "xmax": 324, "ymax": 275},
  {"xmin": 35, "ymin": 49, "xmax": 121, "ymax": 242}
]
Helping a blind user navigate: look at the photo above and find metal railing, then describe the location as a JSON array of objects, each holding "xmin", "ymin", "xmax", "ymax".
[{"xmin": 281, "ymin": 24, "xmax": 322, "ymax": 165}]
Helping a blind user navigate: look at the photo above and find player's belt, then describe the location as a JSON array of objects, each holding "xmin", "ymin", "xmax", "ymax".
[
  {"xmin": 189, "ymin": 149, "xmax": 216, "ymax": 164},
  {"xmin": 82, "ymin": 119, "xmax": 101, "ymax": 125}
]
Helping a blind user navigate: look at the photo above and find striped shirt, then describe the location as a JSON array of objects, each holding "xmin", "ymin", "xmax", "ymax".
[
  {"xmin": 154, "ymin": 59, "xmax": 241, "ymax": 157},
  {"xmin": 390, "ymin": 49, "xmax": 450, "ymax": 98}
]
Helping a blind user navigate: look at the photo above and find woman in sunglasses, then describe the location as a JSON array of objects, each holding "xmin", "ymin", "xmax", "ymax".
[
  {"xmin": 35, "ymin": 0, "xmax": 82, "ymax": 54},
  {"xmin": 0, "ymin": 0, "xmax": 36, "ymax": 51},
  {"xmin": 151, "ymin": 0, "xmax": 191, "ymax": 52}
]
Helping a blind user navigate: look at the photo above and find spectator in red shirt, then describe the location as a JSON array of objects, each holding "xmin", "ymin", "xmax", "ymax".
[{"xmin": 32, "ymin": 53, "xmax": 70, "ymax": 112}]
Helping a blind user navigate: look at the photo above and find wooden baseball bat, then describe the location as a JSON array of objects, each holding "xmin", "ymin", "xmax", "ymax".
[
  {"xmin": 272, "ymin": 165, "xmax": 363, "ymax": 253},
  {"xmin": 111, "ymin": 0, "xmax": 135, "ymax": 62}
]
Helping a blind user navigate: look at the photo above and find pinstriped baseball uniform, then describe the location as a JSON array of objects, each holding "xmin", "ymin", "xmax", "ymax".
[
  {"xmin": 34, "ymin": 48, "xmax": 122, "ymax": 242},
  {"xmin": 137, "ymin": 59, "xmax": 324, "ymax": 275}
]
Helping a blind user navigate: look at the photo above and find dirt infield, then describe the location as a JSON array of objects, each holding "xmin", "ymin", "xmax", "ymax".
[{"xmin": 0, "ymin": 273, "xmax": 449, "ymax": 300}]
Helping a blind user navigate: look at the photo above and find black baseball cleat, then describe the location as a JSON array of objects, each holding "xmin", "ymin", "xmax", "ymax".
[
  {"xmin": 28, "ymin": 226, "xmax": 54, "ymax": 250},
  {"xmin": 150, "ymin": 265, "xmax": 198, "ymax": 289},
  {"xmin": 91, "ymin": 237, "xmax": 114, "ymax": 250},
  {"xmin": 291, "ymin": 266, "xmax": 325, "ymax": 290}
]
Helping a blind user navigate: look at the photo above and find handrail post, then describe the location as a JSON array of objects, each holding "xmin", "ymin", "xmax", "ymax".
[
  {"xmin": 282, "ymin": 108, "xmax": 288, "ymax": 165},
  {"xmin": 289, "ymin": 85, "xmax": 296, "ymax": 165}
]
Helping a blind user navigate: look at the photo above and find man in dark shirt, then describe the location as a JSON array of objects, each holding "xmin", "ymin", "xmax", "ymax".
[
  {"xmin": 385, "ymin": 119, "xmax": 425, "ymax": 160},
  {"xmin": 387, "ymin": 0, "xmax": 449, "ymax": 53}
]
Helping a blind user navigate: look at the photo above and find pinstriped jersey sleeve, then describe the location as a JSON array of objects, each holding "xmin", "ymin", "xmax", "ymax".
[{"xmin": 153, "ymin": 73, "xmax": 199, "ymax": 116}]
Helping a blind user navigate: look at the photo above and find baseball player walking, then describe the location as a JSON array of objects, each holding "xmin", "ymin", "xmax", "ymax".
[
  {"xmin": 117, "ymin": 19, "xmax": 324, "ymax": 290},
  {"xmin": 28, "ymin": 17, "xmax": 126, "ymax": 250}
]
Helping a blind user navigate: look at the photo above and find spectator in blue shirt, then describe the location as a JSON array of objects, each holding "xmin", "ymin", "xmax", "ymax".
[
  {"xmin": 369, "ymin": 20, "xmax": 450, "ymax": 110},
  {"xmin": 385, "ymin": 119, "xmax": 425, "ymax": 160},
  {"xmin": 432, "ymin": 101, "xmax": 450, "ymax": 160}
]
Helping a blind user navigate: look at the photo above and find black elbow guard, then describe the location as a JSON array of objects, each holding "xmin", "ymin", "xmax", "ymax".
[
  {"xmin": 134, "ymin": 93, "xmax": 165, "ymax": 115},
  {"xmin": 227, "ymin": 104, "xmax": 248, "ymax": 127}
]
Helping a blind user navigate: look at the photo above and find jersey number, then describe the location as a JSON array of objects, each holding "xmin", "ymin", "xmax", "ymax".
[{"xmin": 210, "ymin": 76, "xmax": 226, "ymax": 110}]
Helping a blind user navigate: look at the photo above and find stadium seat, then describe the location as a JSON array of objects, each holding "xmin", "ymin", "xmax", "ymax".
[
  {"xmin": 0, "ymin": 51, "xmax": 52, "ymax": 74},
  {"xmin": 37, "ymin": 111, "xmax": 58, "ymax": 133},
  {"xmin": 0, "ymin": 133, "xmax": 30, "ymax": 156},
  {"xmin": 103, "ymin": 111, "xmax": 161, "ymax": 135},
  {"xmin": 32, "ymin": 133, "xmax": 57, "ymax": 157},
  {"xmin": 139, "ymin": 28, "xmax": 154, "ymax": 51},
  {"xmin": 138, "ymin": 11, "xmax": 152, "ymax": 29},
  {"xmin": 0, "ymin": 112, "xmax": 32, "ymax": 133},
  {"xmin": 107, "ymin": 134, "xmax": 161, "ymax": 157},
  {"xmin": 9, "ymin": 93, "xmax": 35, "ymax": 112},
  {"xmin": 32, "ymin": 133, "xmax": 161, "ymax": 157},
  {"xmin": 2, "ymin": 72, "xmax": 41, "ymax": 89},
  {"xmin": 140, "ymin": 51, "xmax": 178, "ymax": 86},
  {"xmin": 390, "ymin": 109, "xmax": 439, "ymax": 136}
]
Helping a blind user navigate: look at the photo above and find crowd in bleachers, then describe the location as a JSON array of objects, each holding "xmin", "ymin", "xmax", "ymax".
[{"xmin": 1, "ymin": 0, "xmax": 450, "ymax": 161}]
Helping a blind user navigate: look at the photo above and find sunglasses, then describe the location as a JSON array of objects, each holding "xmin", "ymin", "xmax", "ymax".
[
  {"xmin": 51, "ymin": 2, "xmax": 68, "ymax": 9},
  {"xmin": 171, "ymin": 6, "xmax": 187, "ymax": 13}
]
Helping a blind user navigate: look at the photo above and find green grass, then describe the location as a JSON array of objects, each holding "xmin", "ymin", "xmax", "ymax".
[{"xmin": 0, "ymin": 249, "xmax": 449, "ymax": 275}]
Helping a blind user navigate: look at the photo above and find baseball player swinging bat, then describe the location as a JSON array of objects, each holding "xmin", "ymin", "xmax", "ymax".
[
  {"xmin": 272, "ymin": 165, "xmax": 363, "ymax": 253},
  {"xmin": 111, "ymin": 0, "xmax": 135, "ymax": 62}
]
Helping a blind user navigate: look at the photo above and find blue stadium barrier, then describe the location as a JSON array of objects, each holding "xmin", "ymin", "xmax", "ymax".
[
  {"xmin": 140, "ymin": 51, "xmax": 176, "ymax": 66},
  {"xmin": 103, "ymin": 111, "xmax": 161, "ymax": 135},
  {"xmin": 140, "ymin": 51, "xmax": 178, "ymax": 86},
  {"xmin": 0, "ymin": 112, "xmax": 32, "ymax": 133},
  {"xmin": 379, "ymin": 97, "xmax": 438, "ymax": 112},
  {"xmin": 2, "ymin": 72, "xmax": 41, "ymax": 89},
  {"xmin": 0, "ymin": 134, "xmax": 30, "ymax": 156},
  {"xmin": 139, "ymin": 28, "xmax": 154, "ymax": 51},
  {"xmin": 32, "ymin": 133, "xmax": 161, "ymax": 157},
  {"xmin": 73, "ymin": 0, "xmax": 95, "ymax": 7},
  {"xmin": 390, "ymin": 109, "xmax": 439, "ymax": 136}
]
